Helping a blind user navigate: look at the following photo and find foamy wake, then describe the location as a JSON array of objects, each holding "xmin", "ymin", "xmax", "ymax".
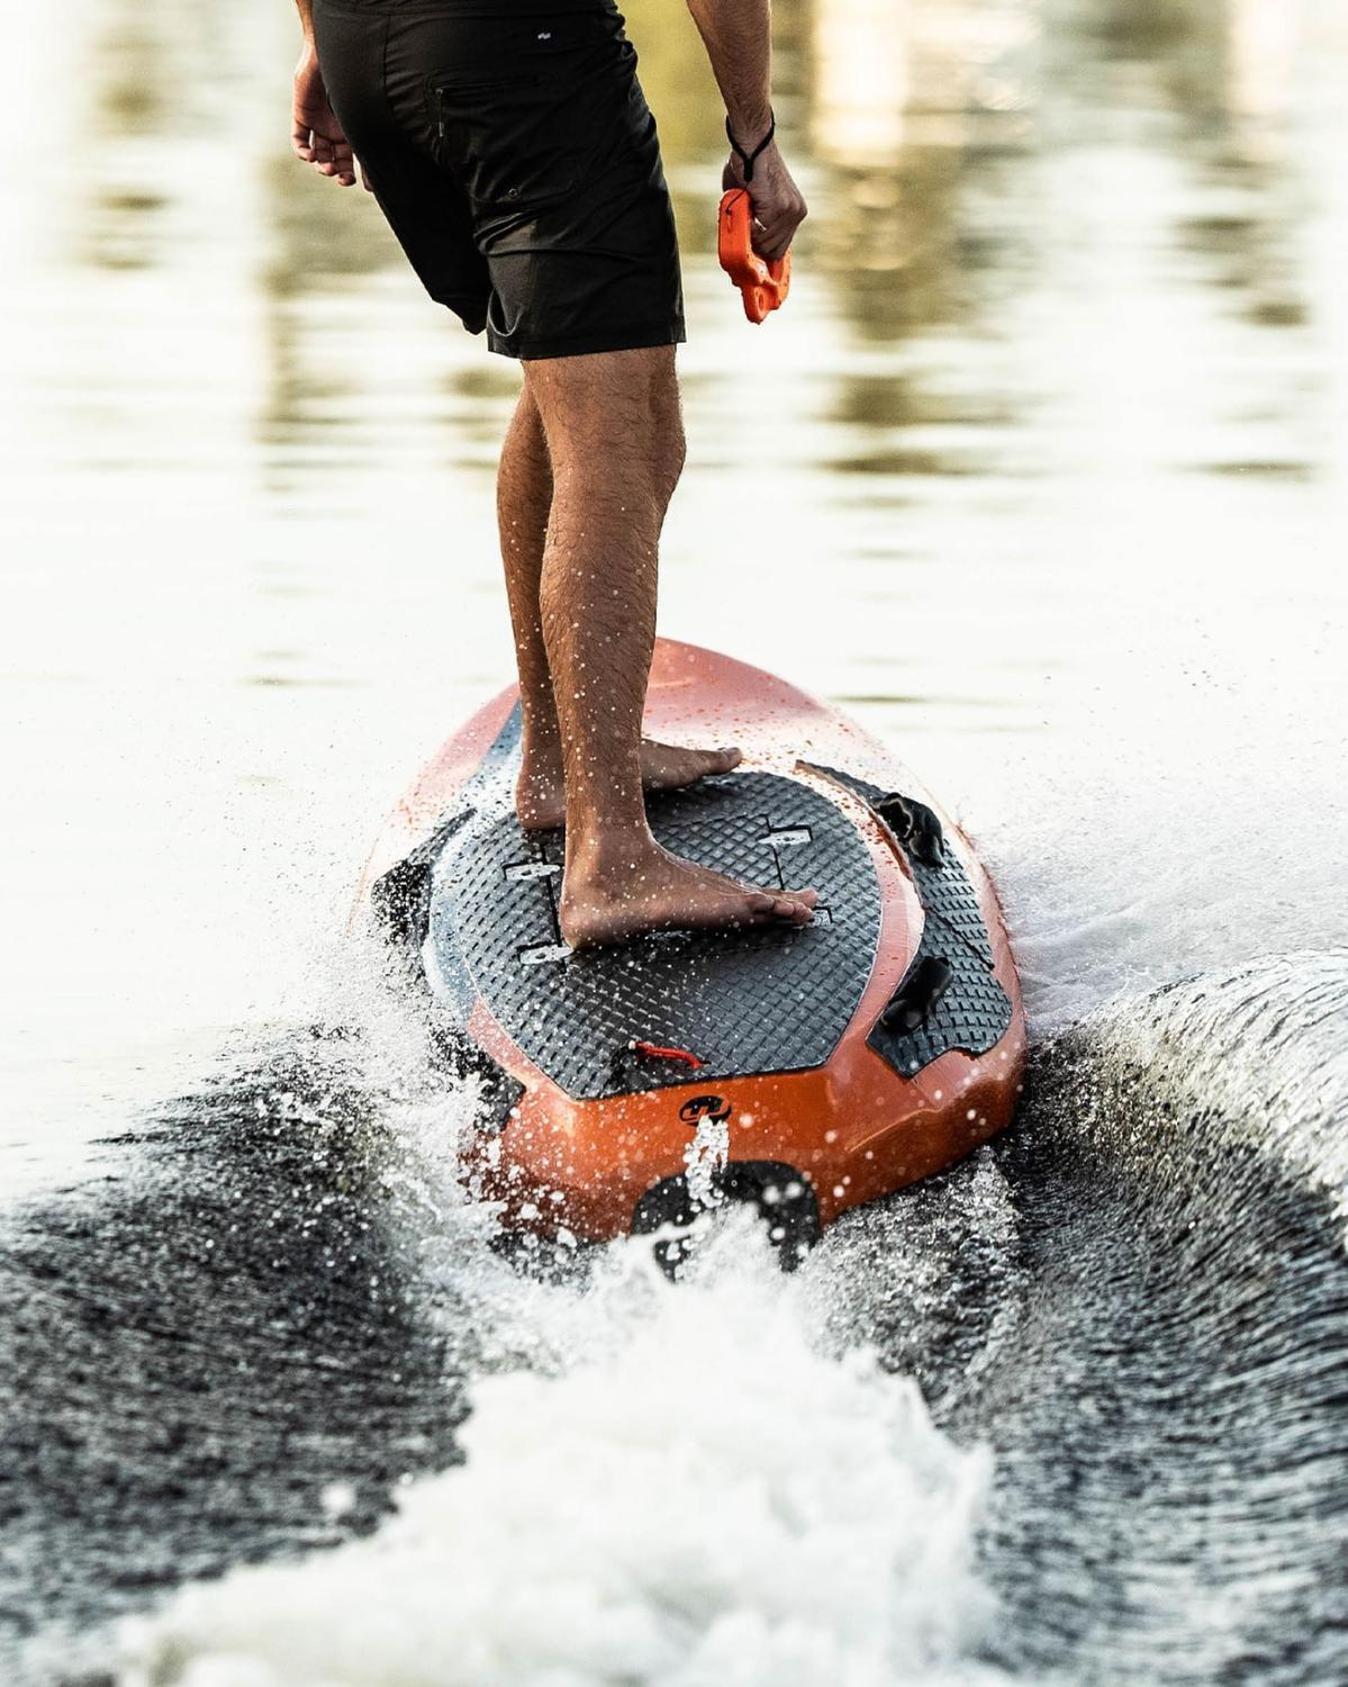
[{"xmin": 115, "ymin": 1223, "xmax": 1005, "ymax": 1687}]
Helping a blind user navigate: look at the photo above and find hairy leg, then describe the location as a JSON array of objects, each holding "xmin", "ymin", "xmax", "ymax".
[
  {"xmin": 497, "ymin": 381, "xmax": 744, "ymax": 830},
  {"xmin": 520, "ymin": 345, "xmax": 816, "ymax": 949},
  {"xmin": 495, "ymin": 385, "xmax": 564, "ymax": 794}
]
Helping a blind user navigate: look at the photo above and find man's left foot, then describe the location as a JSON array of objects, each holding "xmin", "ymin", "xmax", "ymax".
[{"xmin": 517, "ymin": 740, "xmax": 742, "ymax": 831}]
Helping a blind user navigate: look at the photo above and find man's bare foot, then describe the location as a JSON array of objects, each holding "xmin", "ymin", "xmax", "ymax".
[
  {"xmin": 516, "ymin": 740, "xmax": 743, "ymax": 831},
  {"xmin": 560, "ymin": 840, "xmax": 818, "ymax": 950}
]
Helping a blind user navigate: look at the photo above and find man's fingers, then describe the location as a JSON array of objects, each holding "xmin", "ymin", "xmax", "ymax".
[
  {"xmin": 292, "ymin": 69, "xmax": 359, "ymax": 186},
  {"xmin": 317, "ymin": 142, "xmax": 355, "ymax": 183},
  {"xmin": 752, "ymin": 219, "xmax": 792, "ymax": 263},
  {"xmin": 752, "ymin": 202, "xmax": 807, "ymax": 263},
  {"xmin": 293, "ymin": 117, "xmax": 361, "ymax": 188},
  {"xmin": 314, "ymin": 134, "xmax": 353, "ymax": 172},
  {"xmin": 296, "ymin": 107, "xmax": 335, "ymax": 162}
]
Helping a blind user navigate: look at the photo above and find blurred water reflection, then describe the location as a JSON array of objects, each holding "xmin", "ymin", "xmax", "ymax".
[{"xmin": 2, "ymin": 0, "xmax": 1346, "ymax": 1173}]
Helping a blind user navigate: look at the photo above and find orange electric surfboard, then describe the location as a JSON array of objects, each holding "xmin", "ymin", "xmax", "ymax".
[{"xmin": 355, "ymin": 641, "xmax": 1025, "ymax": 1268}]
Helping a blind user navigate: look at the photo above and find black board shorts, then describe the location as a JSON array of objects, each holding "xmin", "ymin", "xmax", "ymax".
[{"xmin": 310, "ymin": 0, "xmax": 686, "ymax": 360}]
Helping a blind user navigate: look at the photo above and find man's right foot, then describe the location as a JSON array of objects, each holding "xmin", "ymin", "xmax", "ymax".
[{"xmin": 559, "ymin": 841, "xmax": 817, "ymax": 951}]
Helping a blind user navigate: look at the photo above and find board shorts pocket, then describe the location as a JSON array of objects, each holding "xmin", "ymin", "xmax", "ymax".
[{"xmin": 425, "ymin": 9, "xmax": 635, "ymax": 215}]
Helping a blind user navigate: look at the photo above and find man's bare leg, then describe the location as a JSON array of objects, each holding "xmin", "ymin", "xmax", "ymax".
[
  {"xmin": 520, "ymin": 345, "xmax": 816, "ymax": 949},
  {"xmin": 497, "ymin": 383, "xmax": 744, "ymax": 831}
]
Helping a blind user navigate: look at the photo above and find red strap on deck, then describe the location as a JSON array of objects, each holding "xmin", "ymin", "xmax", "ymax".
[{"xmin": 631, "ymin": 1040, "xmax": 705, "ymax": 1071}]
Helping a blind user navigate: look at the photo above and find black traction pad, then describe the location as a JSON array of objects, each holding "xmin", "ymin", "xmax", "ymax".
[
  {"xmin": 424, "ymin": 766, "xmax": 883, "ymax": 1101},
  {"xmin": 802, "ymin": 765, "xmax": 1014, "ymax": 1077}
]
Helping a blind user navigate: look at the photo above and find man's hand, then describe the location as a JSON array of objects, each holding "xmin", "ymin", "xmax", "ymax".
[
  {"xmin": 292, "ymin": 42, "xmax": 368, "ymax": 190},
  {"xmin": 722, "ymin": 137, "xmax": 806, "ymax": 265}
]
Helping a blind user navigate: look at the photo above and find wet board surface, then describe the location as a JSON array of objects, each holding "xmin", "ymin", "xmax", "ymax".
[
  {"xmin": 805, "ymin": 766, "xmax": 1015, "ymax": 1078},
  {"xmin": 426, "ymin": 765, "xmax": 883, "ymax": 1101}
]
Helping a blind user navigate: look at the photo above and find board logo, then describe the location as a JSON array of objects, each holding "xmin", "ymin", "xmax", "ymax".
[{"xmin": 678, "ymin": 1094, "xmax": 731, "ymax": 1127}]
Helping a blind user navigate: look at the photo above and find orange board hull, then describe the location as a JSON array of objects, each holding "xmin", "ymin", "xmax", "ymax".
[{"xmin": 355, "ymin": 641, "xmax": 1026, "ymax": 1255}]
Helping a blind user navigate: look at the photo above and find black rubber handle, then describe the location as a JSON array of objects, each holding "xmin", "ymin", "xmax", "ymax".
[
  {"xmin": 878, "ymin": 954, "xmax": 953, "ymax": 1033},
  {"xmin": 874, "ymin": 794, "xmax": 945, "ymax": 868}
]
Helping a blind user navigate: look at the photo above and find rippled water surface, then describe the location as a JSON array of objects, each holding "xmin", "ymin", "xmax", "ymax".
[{"xmin": 2, "ymin": 0, "xmax": 1346, "ymax": 1682}]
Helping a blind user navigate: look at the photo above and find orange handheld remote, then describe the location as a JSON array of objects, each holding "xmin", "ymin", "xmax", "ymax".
[{"xmin": 717, "ymin": 188, "xmax": 791, "ymax": 324}]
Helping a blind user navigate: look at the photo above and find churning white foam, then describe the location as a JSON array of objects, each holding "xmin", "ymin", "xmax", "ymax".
[{"xmin": 115, "ymin": 1224, "xmax": 1004, "ymax": 1687}]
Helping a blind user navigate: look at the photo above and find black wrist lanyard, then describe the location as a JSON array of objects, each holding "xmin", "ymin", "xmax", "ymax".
[{"xmin": 725, "ymin": 109, "xmax": 775, "ymax": 183}]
